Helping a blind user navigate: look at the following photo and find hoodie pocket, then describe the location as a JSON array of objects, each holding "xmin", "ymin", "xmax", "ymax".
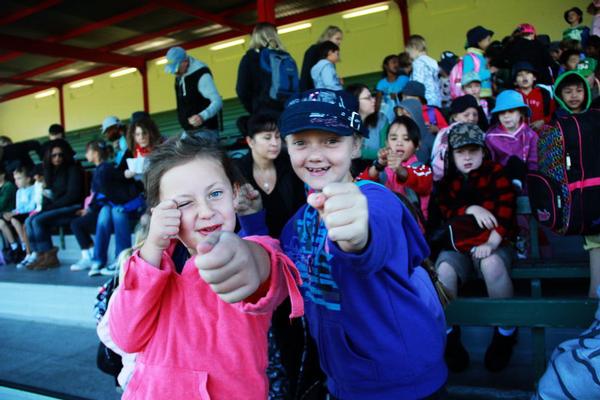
[
  {"xmin": 320, "ymin": 320, "xmax": 378, "ymax": 382},
  {"xmin": 124, "ymin": 363, "xmax": 211, "ymax": 400}
]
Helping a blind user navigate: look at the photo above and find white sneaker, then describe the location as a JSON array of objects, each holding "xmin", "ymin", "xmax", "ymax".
[
  {"xmin": 70, "ymin": 258, "xmax": 93, "ymax": 271},
  {"xmin": 17, "ymin": 253, "xmax": 35, "ymax": 269},
  {"xmin": 88, "ymin": 262, "xmax": 103, "ymax": 277},
  {"xmin": 100, "ymin": 262, "xmax": 119, "ymax": 276}
]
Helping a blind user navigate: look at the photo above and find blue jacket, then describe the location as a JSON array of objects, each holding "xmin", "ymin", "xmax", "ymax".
[
  {"xmin": 241, "ymin": 183, "xmax": 447, "ymax": 399},
  {"xmin": 463, "ymin": 48, "xmax": 492, "ymax": 98}
]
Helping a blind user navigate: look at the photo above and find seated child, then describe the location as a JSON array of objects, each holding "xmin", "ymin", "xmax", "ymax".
[
  {"xmin": 485, "ymin": 90, "xmax": 538, "ymax": 189},
  {"xmin": 401, "ymin": 80, "xmax": 448, "ymax": 134},
  {"xmin": 0, "ymin": 167, "xmax": 33, "ymax": 264},
  {"xmin": 436, "ymin": 123, "xmax": 517, "ymax": 373},
  {"xmin": 512, "ymin": 62, "xmax": 554, "ymax": 130},
  {"xmin": 241, "ymin": 88, "xmax": 447, "ymax": 398},
  {"xmin": 311, "ymin": 41, "xmax": 343, "ymax": 90},
  {"xmin": 108, "ymin": 135, "xmax": 303, "ymax": 399},
  {"xmin": 359, "ymin": 115, "xmax": 433, "ymax": 219},
  {"xmin": 431, "ymin": 95, "xmax": 481, "ymax": 181}
]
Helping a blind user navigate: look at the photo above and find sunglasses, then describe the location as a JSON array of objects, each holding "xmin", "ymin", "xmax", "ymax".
[{"xmin": 51, "ymin": 152, "xmax": 64, "ymax": 158}]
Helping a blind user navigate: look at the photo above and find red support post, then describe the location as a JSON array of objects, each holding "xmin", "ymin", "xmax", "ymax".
[
  {"xmin": 257, "ymin": 0, "xmax": 276, "ymax": 24},
  {"xmin": 141, "ymin": 66, "xmax": 149, "ymax": 113},
  {"xmin": 396, "ymin": 0, "xmax": 411, "ymax": 45},
  {"xmin": 58, "ymin": 85, "xmax": 65, "ymax": 129}
]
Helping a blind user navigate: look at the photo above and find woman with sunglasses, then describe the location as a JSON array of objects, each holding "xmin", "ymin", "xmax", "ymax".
[{"xmin": 22, "ymin": 141, "xmax": 83, "ymax": 270}]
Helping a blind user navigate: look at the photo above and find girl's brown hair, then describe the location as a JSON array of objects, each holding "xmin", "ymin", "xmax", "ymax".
[
  {"xmin": 144, "ymin": 134, "xmax": 243, "ymax": 209},
  {"xmin": 126, "ymin": 117, "xmax": 161, "ymax": 153},
  {"xmin": 86, "ymin": 139, "xmax": 110, "ymax": 161}
]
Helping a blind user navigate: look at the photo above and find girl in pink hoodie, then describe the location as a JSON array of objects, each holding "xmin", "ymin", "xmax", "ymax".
[{"xmin": 108, "ymin": 135, "xmax": 303, "ymax": 400}]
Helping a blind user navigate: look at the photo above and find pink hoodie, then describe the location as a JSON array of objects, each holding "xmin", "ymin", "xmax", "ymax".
[{"xmin": 109, "ymin": 237, "xmax": 303, "ymax": 400}]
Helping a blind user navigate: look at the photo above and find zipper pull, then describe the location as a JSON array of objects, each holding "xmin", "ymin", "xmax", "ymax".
[{"xmin": 566, "ymin": 154, "xmax": 571, "ymax": 170}]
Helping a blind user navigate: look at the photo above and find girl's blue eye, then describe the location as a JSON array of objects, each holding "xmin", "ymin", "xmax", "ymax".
[
  {"xmin": 326, "ymin": 138, "xmax": 339, "ymax": 145},
  {"xmin": 208, "ymin": 190, "xmax": 223, "ymax": 200}
]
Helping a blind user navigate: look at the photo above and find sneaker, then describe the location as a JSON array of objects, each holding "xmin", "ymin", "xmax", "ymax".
[
  {"xmin": 100, "ymin": 262, "xmax": 119, "ymax": 276},
  {"xmin": 70, "ymin": 257, "xmax": 93, "ymax": 271},
  {"xmin": 484, "ymin": 327, "xmax": 518, "ymax": 372},
  {"xmin": 445, "ymin": 326, "xmax": 470, "ymax": 372},
  {"xmin": 17, "ymin": 253, "xmax": 35, "ymax": 269},
  {"xmin": 88, "ymin": 262, "xmax": 103, "ymax": 277}
]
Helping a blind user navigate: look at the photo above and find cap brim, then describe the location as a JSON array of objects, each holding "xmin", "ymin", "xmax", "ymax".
[
  {"xmin": 280, "ymin": 113, "xmax": 361, "ymax": 138},
  {"xmin": 491, "ymin": 104, "xmax": 531, "ymax": 117},
  {"xmin": 164, "ymin": 62, "xmax": 179, "ymax": 74}
]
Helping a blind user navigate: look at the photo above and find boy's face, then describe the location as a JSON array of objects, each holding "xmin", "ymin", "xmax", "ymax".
[
  {"xmin": 515, "ymin": 71, "xmax": 535, "ymax": 90},
  {"xmin": 561, "ymin": 83, "xmax": 586, "ymax": 112},
  {"xmin": 478, "ymin": 35, "xmax": 492, "ymax": 51},
  {"xmin": 13, "ymin": 172, "xmax": 30, "ymax": 189},
  {"xmin": 454, "ymin": 107, "xmax": 479, "ymax": 124},
  {"xmin": 567, "ymin": 10, "xmax": 580, "ymax": 25},
  {"xmin": 566, "ymin": 54, "xmax": 581, "ymax": 71},
  {"xmin": 327, "ymin": 50, "xmax": 340, "ymax": 64},
  {"xmin": 550, "ymin": 49, "xmax": 562, "ymax": 62},
  {"xmin": 286, "ymin": 131, "xmax": 360, "ymax": 191},
  {"xmin": 453, "ymin": 145, "xmax": 484, "ymax": 174},
  {"xmin": 385, "ymin": 57, "xmax": 400, "ymax": 74},
  {"xmin": 463, "ymin": 81, "xmax": 481, "ymax": 98}
]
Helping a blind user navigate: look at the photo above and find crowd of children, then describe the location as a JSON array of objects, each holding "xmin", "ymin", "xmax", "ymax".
[{"xmin": 2, "ymin": 4, "xmax": 600, "ymax": 399}]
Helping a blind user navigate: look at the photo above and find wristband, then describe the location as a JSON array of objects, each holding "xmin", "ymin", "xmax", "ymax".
[{"xmin": 372, "ymin": 159, "xmax": 385, "ymax": 172}]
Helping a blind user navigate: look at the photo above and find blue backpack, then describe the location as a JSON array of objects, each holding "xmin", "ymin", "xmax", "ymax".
[{"xmin": 259, "ymin": 48, "xmax": 299, "ymax": 103}]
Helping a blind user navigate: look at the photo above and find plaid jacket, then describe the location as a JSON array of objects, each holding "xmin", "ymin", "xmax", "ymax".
[{"xmin": 437, "ymin": 159, "xmax": 516, "ymax": 239}]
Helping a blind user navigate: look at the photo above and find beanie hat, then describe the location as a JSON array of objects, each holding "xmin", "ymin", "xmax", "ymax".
[
  {"xmin": 401, "ymin": 81, "xmax": 426, "ymax": 100},
  {"xmin": 450, "ymin": 95, "xmax": 480, "ymax": 115}
]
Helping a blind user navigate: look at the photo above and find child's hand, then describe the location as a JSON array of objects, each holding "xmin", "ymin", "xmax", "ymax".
[
  {"xmin": 427, "ymin": 123, "xmax": 440, "ymax": 134},
  {"xmin": 3, "ymin": 212, "xmax": 12, "ymax": 220},
  {"xmin": 140, "ymin": 199, "xmax": 180, "ymax": 266},
  {"xmin": 466, "ymin": 205, "xmax": 498, "ymax": 230},
  {"xmin": 234, "ymin": 183, "xmax": 263, "ymax": 216},
  {"xmin": 307, "ymin": 183, "xmax": 369, "ymax": 253},
  {"xmin": 387, "ymin": 152, "xmax": 402, "ymax": 170},
  {"xmin": 471, "ymin": 243, "xmax": 495, "ymax": 259},
  {"xmin": 195, "ymin": 232, "xmax": 268, "ymax": 303},
  {"xmin": 75, "ymin": 209, "xmax": 86, "ymax": 217},
  {"xmin": 530, "ymin": 120, "xmax": 545, "ymax": 130},
  {"xmin": 377, "ymin": 148, "xmax": 389, "ymax": 166},
  {"xmin": 124, "ymin": 169, "xmax": 135, "ymax": 179}
]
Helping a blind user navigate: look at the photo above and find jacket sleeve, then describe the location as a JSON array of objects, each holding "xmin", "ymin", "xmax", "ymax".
[
  {"xmin": 404, "ymin": 164, "xmax": 433, "ymax": 196},
  {"xmin": 527, "ymin": 133, "xmax": 539, "ymax": 172},
  {"xmin": 321, "ymin": 63, "xmax": 343, "ymax": 90},
  {"xmin": 435, "ymin": 109, "xmax": 448, "ymax": 129},
  {"xmin": 411, "ymin": 59, "xmax": 426, "ymax": 85},
  {"xmin": 197, "ymin": 73, "xmax": 223, "ymax": 121},
  {"xmin": 109, "ymin": 251, "xmax": 171, "ymax": 353},
  {"xmin": 236, "ymin": 235, "xmax": 303, "ymax": 318},
  {"xmin": 236, "ymin": 52, "xmax": 255, "ymax": 113},
  {"xmin": 45, "ymin": 165, "xmax": 82, "ymax": 210},
  {"xmin": 437, "ymin": 178, "xmax": 469, "ymax": 219}
]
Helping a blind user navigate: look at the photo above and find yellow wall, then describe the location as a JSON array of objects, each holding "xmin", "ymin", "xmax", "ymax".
[{"xmin": 0, "ymin": 0, "xmax": 590, "ymax": 140}]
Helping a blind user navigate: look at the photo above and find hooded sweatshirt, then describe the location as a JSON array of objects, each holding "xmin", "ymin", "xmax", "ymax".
[
  {"xmin": 311, "ymin": 59, "xmax": 343, "ymax": 90},
  {"xmin": 553, "ymin": 70, "xmax": 592, "ymax": 117},
  {"xmin": 485, "ymin": 123, "xmax": 538, "ymax": 172},
  {"xmin": 397, "ymin": 98, "xmax": 434, "ymax": 164}
]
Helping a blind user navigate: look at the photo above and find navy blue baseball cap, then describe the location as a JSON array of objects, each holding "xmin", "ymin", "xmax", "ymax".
[{"xmin": 279, "ymin": 89, "xmax": 368, "ymax": 138}]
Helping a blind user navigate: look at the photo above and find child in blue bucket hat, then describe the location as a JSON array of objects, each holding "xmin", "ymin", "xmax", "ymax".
[
  {"xmin": 239, "ymin": 88, "xmax": 448, "ymax": 399},
  {"xmin": 485, "ymin": 90, "xmax": 538, "ymax": 188}
]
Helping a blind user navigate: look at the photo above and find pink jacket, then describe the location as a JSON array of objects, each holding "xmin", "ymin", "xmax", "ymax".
[
  {"xmin": 382, "ymin": 154, "xmax": 433, "ymax": 219},
  {"xmin": 485, "ymin": 123, "xmax": 538, "ymax": 172},
  {"xmin": 109, "ymin": 237, "xmax": 303, "ymax": 400}
]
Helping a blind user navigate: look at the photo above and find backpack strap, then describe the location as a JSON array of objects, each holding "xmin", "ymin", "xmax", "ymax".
[
  {"xmin": 426, "ymin": 107, "xmax": 438, "ymax": 126},
  {"xmin": 468, "ymin": 53, "xmax": 481, "ymax": 73}
]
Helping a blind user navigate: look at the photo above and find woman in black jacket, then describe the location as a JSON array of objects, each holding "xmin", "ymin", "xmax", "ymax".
[{"xmin": 23, "ymin": 141, "xmax": 83, "ymax": 270}]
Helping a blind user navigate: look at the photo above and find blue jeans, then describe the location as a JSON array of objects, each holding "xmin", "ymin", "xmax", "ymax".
[
  {"xmin": 93, "ymin": 205, "xmax": 137, "ymax": 265},
  {"xmin": 25, "ymin": 205, "xmax": 80, "ymax": 253}
]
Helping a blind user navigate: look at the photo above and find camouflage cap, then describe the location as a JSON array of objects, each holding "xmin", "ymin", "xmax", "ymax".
[{"xmin": 448, "ymin": 122, "xmax": 485, "ymax": 149}]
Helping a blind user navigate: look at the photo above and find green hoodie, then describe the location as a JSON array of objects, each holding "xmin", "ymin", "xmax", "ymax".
[{"xmin": 553, "ymin": 70, "xmax": 592, "ymax": 115}]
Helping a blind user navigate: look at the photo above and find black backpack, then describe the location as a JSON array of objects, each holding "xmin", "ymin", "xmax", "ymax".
[{"xmin": 527, "ymin": 109, "xmax": 600, "ymax": 235}]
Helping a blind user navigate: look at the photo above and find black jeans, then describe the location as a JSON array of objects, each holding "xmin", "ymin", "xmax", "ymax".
[{"xmin": 70, "ymin": 210, "xmax": 98, "ymax": 249}]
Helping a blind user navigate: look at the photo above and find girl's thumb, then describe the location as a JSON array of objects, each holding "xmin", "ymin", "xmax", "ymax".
[
  {"xmin": 196, "ymin": 232, "xmax": 221, "ymax": 255},
  {"xmin": 307, "ymin": 192, "xmax": 326, "ymax": 211}
]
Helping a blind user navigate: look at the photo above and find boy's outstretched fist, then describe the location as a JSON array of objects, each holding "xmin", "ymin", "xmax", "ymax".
[
  {"xmin": 308, "ymin": 182, "xmax": 369, "ymax": 253},
  {"xmin": 195, "ymin": 231, "xmax": 270, "ymax": 303}
]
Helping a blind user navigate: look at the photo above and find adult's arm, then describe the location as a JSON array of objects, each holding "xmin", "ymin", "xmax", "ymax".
[{"xmin": 197, "ymin": 73, "xmax": 223, "ymax": 121}]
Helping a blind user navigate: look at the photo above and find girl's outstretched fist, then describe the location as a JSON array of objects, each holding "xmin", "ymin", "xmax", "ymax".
[
  {"xmin": 234, "ymin": 183, "xmax": 263, "ymax": 216},
  {"xmin": 140, "ymin": 199, "xmax": 181, "ymax": 266},
  {"xmin": 307, "ymin": 182, "xmax": 369, "ymax": 253},
  {"xmin": 195, "ymin": 231, "xmax": 270, "ymax": 303}
]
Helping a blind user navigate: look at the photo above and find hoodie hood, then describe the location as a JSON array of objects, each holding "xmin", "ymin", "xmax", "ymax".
[
  {"xmin": 553, "ymin": 70, "xmax": 592, "ymax": 114},
  {"xmin": 397, "ymin": 98, "xmax": 433, "ymax": 164},
  {"xmin": 177, "ymin": 57, "xmax": 206, "ymax": 96}
]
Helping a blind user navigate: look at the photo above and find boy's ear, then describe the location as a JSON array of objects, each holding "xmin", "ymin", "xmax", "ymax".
[{"xmin": 351, "ymin": 136, "xmax": 363, "ymax": 159}]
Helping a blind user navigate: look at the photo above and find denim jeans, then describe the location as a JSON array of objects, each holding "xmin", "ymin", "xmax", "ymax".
[
  {"xmin": 70, "ymin": 210, "xmax": 98, "ymax": 249},
  {"xmin": 25, "ymin": 205, "xmax": 80, "ymax": 253},
  {"xmin": 93, "ymin": 205, "xmax": 137, "ymax": 265}
]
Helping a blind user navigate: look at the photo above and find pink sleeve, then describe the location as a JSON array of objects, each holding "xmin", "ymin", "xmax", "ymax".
[
  {"xmin": 108, "ymin": 251, "xmax": 171, "ymax": 353},
  {"xmin": 237, "ymin": 235, "xmax": 304, "ymax": 319}
]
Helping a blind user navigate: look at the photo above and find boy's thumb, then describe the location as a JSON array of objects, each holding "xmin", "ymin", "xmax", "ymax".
[
  {"xmin": 307, "ymin": 192, "xmax": 326, "ymax": 211},
  {"xmin": 195, "ymin": 232, "xmax": 221, "ymax": 255}
]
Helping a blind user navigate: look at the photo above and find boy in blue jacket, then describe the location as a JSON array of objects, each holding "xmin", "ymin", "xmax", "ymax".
[{"xmin": 240, "ymin": 88, "xmax": 447, "ymax": 399}]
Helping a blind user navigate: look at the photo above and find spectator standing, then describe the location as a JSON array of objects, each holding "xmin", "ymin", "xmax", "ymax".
[
  {"xmin": 300, "ymin": 26, "xmax": 343, "ymax": 91},
  {"xmin": 310, "ymin": 41, "xmax": 343, "ymax": 90},
  {"xmin": 563, "ymin": 6, "xmax": 591, "ymax": 46},
  {"xmin": 406, "ymin": 35, "xmax": 443, "ymax": 107},
  {"xmin": 463, "ymin": 26, "xmax": 494, "ymax": 98},
  {"xmin": 165, "ymin": 47, "xmax": 223, "ymax": 142}
]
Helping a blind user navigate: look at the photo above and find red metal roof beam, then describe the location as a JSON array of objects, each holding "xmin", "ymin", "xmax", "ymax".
[
  {"xmin": 154, "ymin": 0, "xmax": 252, "ymax": 34},
  {"xmin": 0, "ymin": 0, "xmax": 62, "ymax": 26},
  {"xmin": 0, "ymin": 77, "xmax": 55, "ymax": 87},
  {"xmin": 0, "ymin": 33, "xmax": 145, "ymax": 68},
  {"xmin": 275, "ymin": 0, "xmax": 382, "ymax": 26}
]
